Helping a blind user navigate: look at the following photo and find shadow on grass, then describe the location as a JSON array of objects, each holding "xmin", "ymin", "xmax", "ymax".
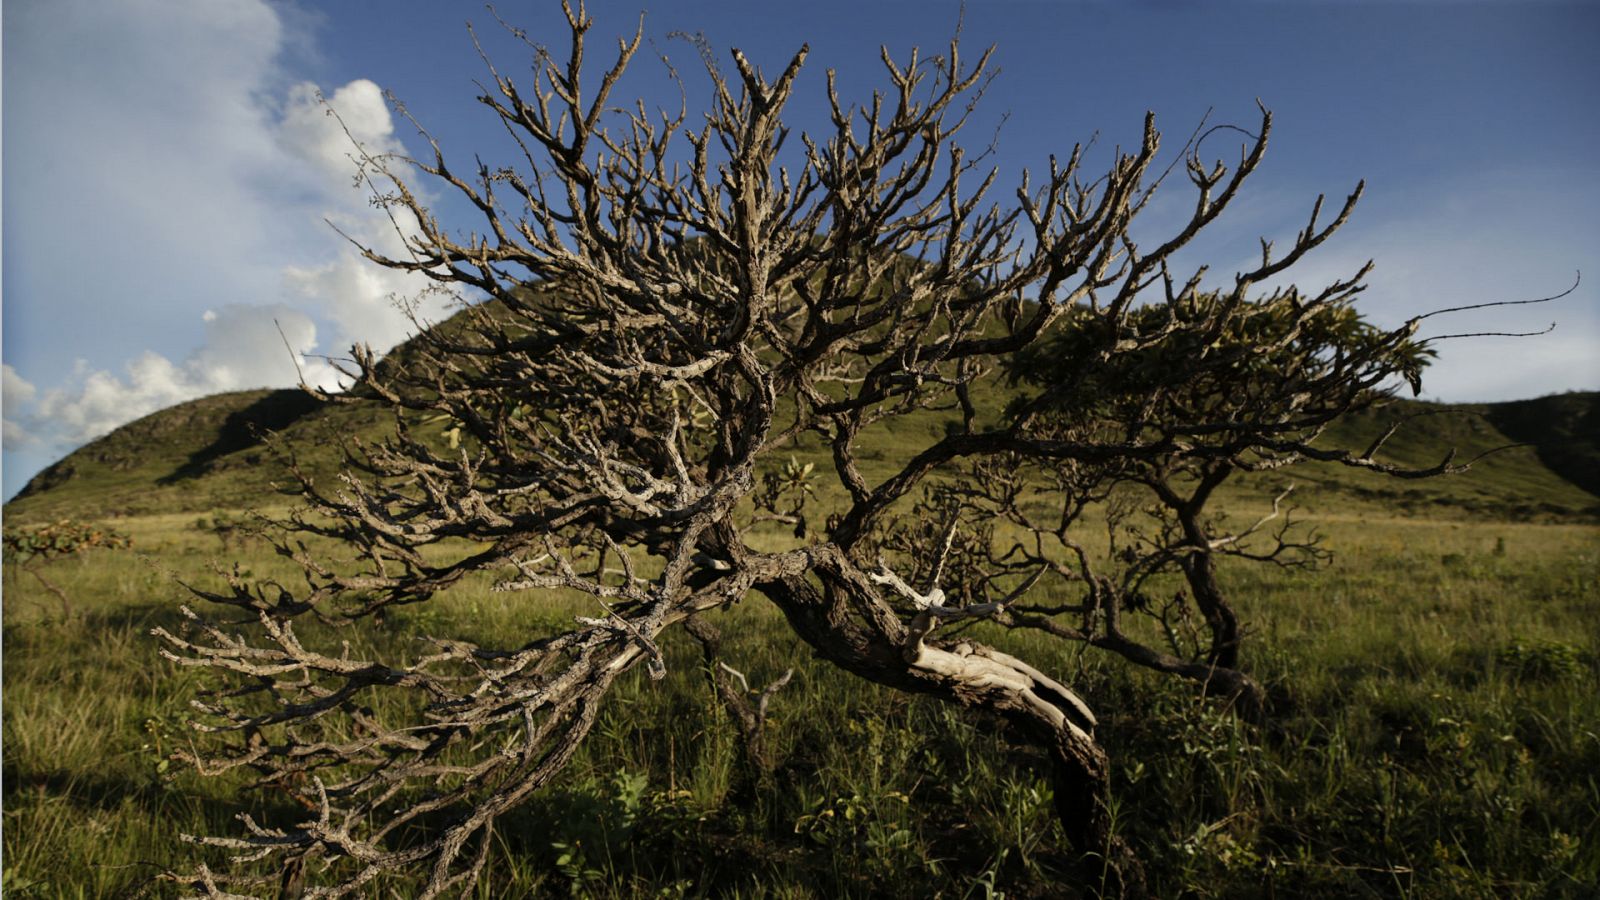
[
  {"xmin": 155, "ymin": 389, "xmax": 322, "ymax": 486},
  {"xmin": 3, "ymin": 600, "xmax": 194, "ymax": 653}
]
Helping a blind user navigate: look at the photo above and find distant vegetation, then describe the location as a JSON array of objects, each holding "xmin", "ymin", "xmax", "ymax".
[
  {"xmin": 9, "ymin": 382, "xmax": 1597, "ymax": 525},
  {"xmin": 2, "ymin": 518, "xmax": 133, "ymax": 618}
]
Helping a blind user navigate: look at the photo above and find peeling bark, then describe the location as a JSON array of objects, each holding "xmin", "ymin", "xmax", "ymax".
[{"xmin": 760, "ymin": 561, "xmax": 1148, "ymax": 895}]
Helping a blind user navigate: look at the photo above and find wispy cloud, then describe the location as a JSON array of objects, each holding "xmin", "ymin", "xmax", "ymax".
[
  {"xmin": 1243, "ymin": 168, "xmax": 1600, "ymax": 402},
  {"xmin": 3, "ymin": 366, "xmax": 40, "ymax": 451}
]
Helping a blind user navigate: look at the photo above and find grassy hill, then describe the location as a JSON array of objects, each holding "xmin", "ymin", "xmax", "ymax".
[
  {"xmin": 1284, "ymin": 394, "xmax": 1600, "ymax": 521},
  {"xmin": 6, "ymin": 373, "xmax": 1597, "ymax": 524},
  {"xmin": 8, "ymin": 285, "xmax": 1596, "ymax": 524},
  {"xmin": 5, "ymin": 386, "xmax": 405, "ymax": 520}
]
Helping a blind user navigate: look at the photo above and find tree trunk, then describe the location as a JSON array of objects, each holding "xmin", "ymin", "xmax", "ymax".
[
  {"xmin": 758, "ymin": 556, "xmax": 1148, "ymax": 896},
  {"xmin": 1178, "ymin": 551, "xmax": 1242, "ymax": 670},
  {"xmin": 683, "ymin": 614, "xmax": 786, "ymax": 799},
  {"xmin": 1171, "ymin": 549, "xmax": 1269, "ymax": 720},
  {"xmin": 26, "ymin": 563, "xmax": 73, "ymax": 618}
]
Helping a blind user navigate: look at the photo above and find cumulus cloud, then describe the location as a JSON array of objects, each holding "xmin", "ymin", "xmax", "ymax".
[
  {"xmin": 3, "ymin": 0, "xmax": 453, "ymax": 494},
  {"xmin": 284, "ymin": 234, "xmax": 444, "ymax": 357},
  {"xmin": 276, "ymin": 76, "xmax": 458, "ymax": 353},
  {"xmin": 187, "ymin": 304, "xmax": 343, "ymax": 395},
  {"xmin": 38, "ymin": 355, "xmax": 196, "ymax": 447},
  {"xmin": 279, "ymin": 79, "xmax": 402, "ymax": 185},
  {"xmin": 4, "ymin": 365, "xmax": 38, "ymax": 408},
  {"xmin": 19, "ymin": 306, "xmax": 341, "ymax": 449}
]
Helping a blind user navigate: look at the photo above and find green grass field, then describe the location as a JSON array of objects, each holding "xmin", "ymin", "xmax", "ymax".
[
  {"xmin": 3, "ymin": 500, "xmax": 1596, "ymax": 897},
  {"xmin": 4, "ymin": 381, "xmax": 1597, "ymax": 896}
]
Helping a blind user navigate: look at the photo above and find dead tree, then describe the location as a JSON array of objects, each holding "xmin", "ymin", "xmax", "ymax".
[{"xmin": 155, "ymin": 3, "xmax": 1484, "ymax": 895}]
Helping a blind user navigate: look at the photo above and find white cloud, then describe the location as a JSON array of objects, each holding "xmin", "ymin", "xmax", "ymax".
[
  {"xmin": 271, "ymin": 74, "xmax": 452, "ymax": 354},
  {"xmin": 2, "ymin": 421, "xmax": 39, "ymax": 453},
  {"xmin": 276, "ymin": 78, "xmax": 457, "ymax": 350},
  {"xmin": 21, "ymin": 306, "xmax": 342, "ymax": 449},
  {"xmin": 284, "ymin": 230, "xmax": 446, "ymax": 356},
  {"xmin": 188, "ymin": 304, "xmax": 343, "ymax": 395},
  {"xmin": 37, "ymin": 354, "xmax": 195, "ymax": 446},
  {"xmin": 276, "ymin": 77, "xmax": 455, "ymax": 374},
  {"xmin": 279, "ymin": 79, "xmax": 402, "ymax": 186},
  {"xmin": 3, "ymin": 366, "xmax": 41, "ymax": 451},
  {"xmin": 3, "ymin": 0, "xmax": 451, "ymax": 492},
  {"xmin": 4, "ymin": 365, "xmax": 38, "ymax": 408}
]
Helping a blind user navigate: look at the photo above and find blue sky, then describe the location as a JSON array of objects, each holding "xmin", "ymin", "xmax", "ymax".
[{"xmin": 4, "ymin": 0, "xmax": 1597, "ymax": 499}]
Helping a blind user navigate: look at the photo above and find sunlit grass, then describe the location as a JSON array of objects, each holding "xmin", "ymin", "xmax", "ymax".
[{"xmin": 3, "ymin": 506, "xmax": 1596, "ymax": 897}]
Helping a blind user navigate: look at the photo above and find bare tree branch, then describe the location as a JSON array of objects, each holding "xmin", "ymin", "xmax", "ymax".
[{"xmin": 157, "ymin": 6, "xmax": 1550, "ymax": 895}]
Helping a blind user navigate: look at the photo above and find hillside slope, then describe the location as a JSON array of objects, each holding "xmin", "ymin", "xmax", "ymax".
[
  {"xmin": 7, "ymin": 336, "xmax": 1597, "ymax": 524},
  {"xmin": 1277, "ymin": 395, "xmax": 1600, "ymax": 520},
  {"xmin": 1482, "ymin": 391, "xmax": 1600, "ymax": 495},
  {"xmin": 6, "ymin": 388, "xmax": 392, "ymax": 519}
]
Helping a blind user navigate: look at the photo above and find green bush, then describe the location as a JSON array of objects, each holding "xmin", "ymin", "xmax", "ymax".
[{"xmin": 1496, "ymin": 638, "xmax": 1587, "ymax": 682}]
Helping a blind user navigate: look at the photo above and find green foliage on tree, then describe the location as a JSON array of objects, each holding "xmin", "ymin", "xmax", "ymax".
[{"xmin": 3, "ymin": 519, "xmax": 132, "ymax": 616}]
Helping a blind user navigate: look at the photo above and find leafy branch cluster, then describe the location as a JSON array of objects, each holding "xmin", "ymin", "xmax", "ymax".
[
  {"xmin": 4, "ymin": 518, "xmax": 133, "ymax": 562},
  {"xmin": 4, "ymin": 518, "xmax": 133, "ymax": 617}
]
